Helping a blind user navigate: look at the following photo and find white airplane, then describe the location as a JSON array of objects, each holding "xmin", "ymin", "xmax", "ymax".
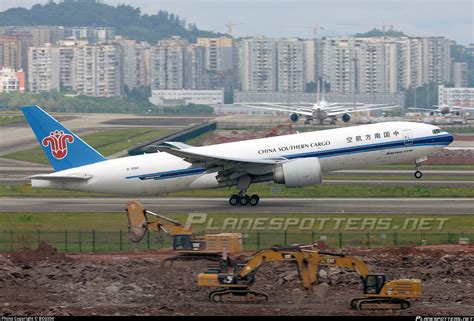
[
  {"xmin": 23, "ymin": 105, "xmax": 453, "ymax": 206},
  {"xmin": 237, "ymin": 81, "xmax": 399, "ymax": 124}
]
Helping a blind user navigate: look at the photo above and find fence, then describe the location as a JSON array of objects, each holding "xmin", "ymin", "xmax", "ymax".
[{"xmin": 0, "ymin": 230, "xmax": 472, "ymax": 253}]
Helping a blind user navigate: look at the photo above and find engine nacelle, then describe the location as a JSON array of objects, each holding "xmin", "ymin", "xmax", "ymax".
[
  {"xmin": 273, "ymin": 157, "xmax": 322, "ymax": 188},
  {"xmin": 290, "ymin": 113, "xmax": 299, "ymax": 122},
  {"xmin": 341, "ymin": 113, "xmax": 351, "ymax": 123}
]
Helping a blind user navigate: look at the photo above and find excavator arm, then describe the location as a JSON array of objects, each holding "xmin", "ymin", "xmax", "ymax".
[
  {"xmin": 125, "ymin": 200, "xmax": 193, "ymax": 243},
  {"xmin": 315, "ymin": 252, "xmax": 371, "ymax": 279}
]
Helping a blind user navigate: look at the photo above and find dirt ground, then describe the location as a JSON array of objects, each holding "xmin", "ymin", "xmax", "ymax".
[{"xmin": 0, "ymin": 243, "xmax": 473, "ymax": 316}]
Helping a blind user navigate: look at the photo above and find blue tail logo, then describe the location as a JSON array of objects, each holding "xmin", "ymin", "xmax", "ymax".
[
  {"xmin": 41, "ymin": 130, "xmax": 74, "ymax": 160},
  {"xmin": 22, "ymin": 105, "xmax": 107, "ymax": 171}
]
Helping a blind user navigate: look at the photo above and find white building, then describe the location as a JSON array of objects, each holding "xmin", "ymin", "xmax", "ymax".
[
  {"xmin": 0, "ymin": 67, "xmax": 25, "ymax": 93},
  {"xmin": 451, "ymin": 62, "xmax": 468, "ymax": 88},
  {"xmin": 239, "ymin": 36, "xmax": 278, "ymax": 92},
  {"xmin": 73, "ymin": 43, "xmax": 123, "ymax": 97},
  {"xmin": 151, "ymin": 36, "xmax": 188, "ymax": 90},
  {"xmin": 277, "ymin": 38, "xmax": 306, "ymax": 93},
  {"xmin": 438, "ymin": 85, "xmax": 474, "ymax": 107},
  {"xmin": 322, "ymin": 36, "xmax": 452, "ymax": 94},
  {"xmin": 149, "ymin": 89, "xmax": 224, "ymax": 106},
  {"xmin": 117, "ymin": 37, "xmax": 152, "ymax": 90},
  {"xmin": 28, "ymin": 44, "xmax": 60, "ymax": 92}
]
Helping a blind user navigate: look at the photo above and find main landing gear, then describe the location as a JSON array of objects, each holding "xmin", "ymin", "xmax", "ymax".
[
  {"xmin": 229, "ymin": 194, "xmax": 260, "ymax": 206},
  {"xmin": 228, "ymin": 174, "xmax": 260, "ymax": 206}
]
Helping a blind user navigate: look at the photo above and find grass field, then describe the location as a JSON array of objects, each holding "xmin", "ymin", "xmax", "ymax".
[
  {"xmin": 3, "ymin": 127, "xmax": 172, "ymax": 164},
  {"xmin": 1, "ymin": 183, "xmax": 474, "ymax": 198},
  {"xmin": 2, "ymin": 211, "xmax": 473, "ymax": 232},
  {"xmin": 0, "ymin": 115, "xmax": 25, "ymax": 125},
  {"xmin": 1, "ymin": 212, "xmax": 472, "ymax": 252}
]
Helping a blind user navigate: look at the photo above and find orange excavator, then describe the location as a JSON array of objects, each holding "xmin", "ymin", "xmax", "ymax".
[
  {"xmin": 198, "ymin": 244, "xmax": 421, "ymax": 310},
  {"xmin": 125, "ymin": 201, "xmax": 243, "ymax": 266}
]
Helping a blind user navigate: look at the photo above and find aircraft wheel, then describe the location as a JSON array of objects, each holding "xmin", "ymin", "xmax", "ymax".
[
  {"xmin": 229, "ymin": 194, "xmax": 240, "ymax": 206},
  {"xmin": 239, "ymin": 194, "xmax": 250, "ymax": 206},
  {"xmin": 249, "ymin": 194, "xmax": 260, "ymax": 206},
  {"xmin": 414, "ymin": 170, "xmax": 422, "ymax": 179}
]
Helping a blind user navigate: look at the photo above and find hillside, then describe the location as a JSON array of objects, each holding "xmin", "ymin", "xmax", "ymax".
[{"xmin": 0, "ymin": 2, "xmax": 223, "ymax": 43}]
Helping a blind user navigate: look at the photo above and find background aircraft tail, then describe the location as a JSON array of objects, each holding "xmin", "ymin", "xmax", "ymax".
[{"xmin": 21, "ymin": 105, "xmax": 107, "ymax": 171}]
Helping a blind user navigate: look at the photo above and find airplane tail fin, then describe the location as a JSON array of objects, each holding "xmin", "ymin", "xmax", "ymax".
[{"xmin": 21, "ymin": 105, "xmax": 107, "ymax": 171}]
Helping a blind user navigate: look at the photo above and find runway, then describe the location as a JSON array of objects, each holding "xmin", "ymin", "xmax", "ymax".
[{"xmin": 1, "ymin": 197, "xmax": 473, "ymax": 214}]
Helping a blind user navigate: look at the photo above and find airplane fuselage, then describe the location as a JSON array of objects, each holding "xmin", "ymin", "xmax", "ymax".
[{"xmin": 33, "ymin": 121, "xmax": 453, "ymax": 195}]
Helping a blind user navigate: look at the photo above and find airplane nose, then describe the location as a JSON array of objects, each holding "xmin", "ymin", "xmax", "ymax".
[{"xmin": 447, "ymin": 133, "xmax": 454, "ymax": 144}]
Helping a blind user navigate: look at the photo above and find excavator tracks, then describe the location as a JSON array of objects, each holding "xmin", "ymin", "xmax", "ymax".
[
  {"xmin": 209, "ymin": 289, "xmax": 269, "ymax": 304},
  {"xmin": 350, "ymin": 298, "xmax": 411, "ymax": 310}
]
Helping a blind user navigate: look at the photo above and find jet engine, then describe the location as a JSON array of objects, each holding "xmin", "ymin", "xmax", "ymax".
[
  {"xmin": 341, "ymin": 113, "xmax": 351, "ymax": 123},
  {"xmin": 273, "ymin": 157, "xmax": 322, "ymax": 188},
  {"xmin": 290, "ymin": 113, "xmax": 300, "ymax": 122}
]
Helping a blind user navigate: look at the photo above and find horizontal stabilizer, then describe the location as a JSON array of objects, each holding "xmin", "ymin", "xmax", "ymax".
[{"xmin": 28, "ymin": 173, "xmax": 92, "ymax": 181}]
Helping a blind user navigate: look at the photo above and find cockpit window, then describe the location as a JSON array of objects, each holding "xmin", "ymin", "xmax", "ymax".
[{"xmin": 432, "ymin": 129, "xmax": 441, "ymax": 134}]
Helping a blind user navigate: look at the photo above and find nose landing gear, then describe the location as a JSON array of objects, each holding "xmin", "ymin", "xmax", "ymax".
[{"xmin": 414, "ymin": 161, "xmax": 423, "ymax": 179}]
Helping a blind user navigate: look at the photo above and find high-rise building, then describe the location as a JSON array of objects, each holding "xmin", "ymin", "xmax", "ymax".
[
  {"xmin": 151, "ymin": 36, "xmax": 208, "ymax": 91},
  {"xmin": 184, "ymin": 44, "xmax": 207, "ymax": 89},
  {"xmin": 239, "ymin": 36, "xmax": 278, "ymax": 92},
  {"xmin": 151, "ymin": 36, "xmax": 187, "ymax": 90},
  {"xmin": 303, "ymin": 38, "xmax": 323, "ymax": 86},
  {"xmin": 197, "ymin": 37, "xmax": 234, "ymax": 90},
  {"xmin": 322, "ymin": 36, "xmax": 452, "ymax": 94},
  {"xmin": 73, "ymin": 43, "xmax": 123, "ymax": 97},
  {"xmin": 0, "ymin": 36, "xmax": 22, "ymax": 70},
  {"xmin": 28, "ymin": 44, "xmax": 60, "ymax": 92},
  {"xmin": 451, "ymin": 62, "xmax": 468, "ymax": 88},
  {"xmin": 117, "ymin": 37, "xmax": 152, "ymax": 90},
  {"xmin": 197, "ymin": 37, "xmax": 234, "ymax": 72},
  {"xmin": 277, "ymin": 38, "xmax": 305, "ymax": 93}
]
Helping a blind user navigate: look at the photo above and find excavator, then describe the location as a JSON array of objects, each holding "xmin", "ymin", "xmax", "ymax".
[
  {"xmin": 198, "ymin": 244, "xmax": 421, "ymax": 310},
  {"xmin": 125, "ymin": 201, "xmax": 243, "ymax": 266}
]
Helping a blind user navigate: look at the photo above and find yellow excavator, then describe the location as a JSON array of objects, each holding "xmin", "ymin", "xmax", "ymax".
[
  {"xmin": 125, "ymin": 201, "xmax": 243, "ymax": 266},
  {"xmin": 198, "ymin": 244, "xmax": 421, "ymax": 310}
]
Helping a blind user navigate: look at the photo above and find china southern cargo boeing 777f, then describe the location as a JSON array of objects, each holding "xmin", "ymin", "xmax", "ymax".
[{"xmin": 22, "ymin": 105, "xmax": 454, "ymax": 206}]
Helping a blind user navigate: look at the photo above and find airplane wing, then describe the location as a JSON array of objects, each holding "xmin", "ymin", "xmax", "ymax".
[
  {"xmin": 157, "ymin": 146, "xmax": 280, "ymax": 181},
  {"xmin": 450, "ymin": 106, "xmax": 473, "ymax": 111},
  {"xmin": 327, "ymin": 105, "xmax": 399, "ymax": 116},
  {"xmin": 158, "ymin": 146, "xmax": 277, "ymax": 168},
  {"xmin": 407, "ymin": 107, "xmax": 435, "ymax": 112},
  {"xmin": 237, "ymin": 103, "xmax": 313, "ymax": 116},
  {"xmin": 28, "ymin": 173, "xmax": 92, "ymax": 181}
]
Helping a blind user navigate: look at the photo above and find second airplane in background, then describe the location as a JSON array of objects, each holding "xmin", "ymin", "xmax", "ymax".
[{"xmin": 237, "ymin": 80, "xmax": 399, "ymax": 124}]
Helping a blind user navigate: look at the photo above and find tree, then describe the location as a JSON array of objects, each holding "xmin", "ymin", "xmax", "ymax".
[
  {"xmin": 404, "ymin": 82, "xmax": 439, "ymax": 109},
  {"xmin": 0, "ymin": 2, "xmax": 223, "ymax": 43}
]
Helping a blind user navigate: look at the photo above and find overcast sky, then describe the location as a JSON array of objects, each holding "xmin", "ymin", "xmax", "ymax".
[{"xmin": 1, "ymin": 0, "xmax": 473, "ymax": 44}]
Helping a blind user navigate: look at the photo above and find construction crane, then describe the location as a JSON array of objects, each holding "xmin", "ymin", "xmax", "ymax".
[
  {"xmin": 198, "ymin": 244, "xmax": 421, "ymax": 309},
  {"xmin": 125, "ymin": 201, "xmax": 243, "ymax": 266}
]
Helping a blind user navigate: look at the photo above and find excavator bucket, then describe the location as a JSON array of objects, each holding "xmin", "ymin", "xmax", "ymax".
[
  {"xmin": 125, "ymin": 201, "xmax": 149, "ymax": 243},
  {"xmin": 312, "ymin": 283, "xmax": 329, "ymax": 301},
  {"xmin": 291, "ymin": 288, "xmax": 306, "ymax": 307}
]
